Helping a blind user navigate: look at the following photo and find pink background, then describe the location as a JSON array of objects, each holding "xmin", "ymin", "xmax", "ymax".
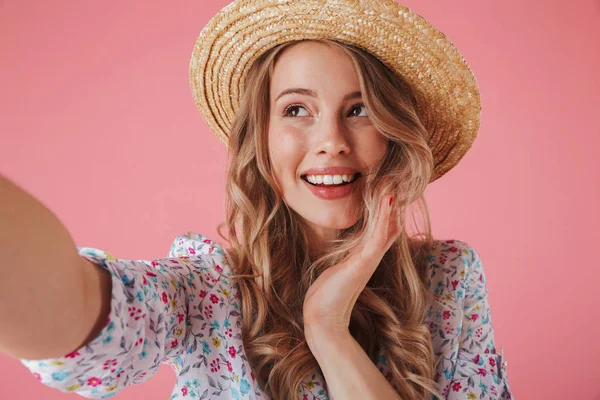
[{"xmin": 1, "ymin": 0, "xmax": 599, "ymax": 399}]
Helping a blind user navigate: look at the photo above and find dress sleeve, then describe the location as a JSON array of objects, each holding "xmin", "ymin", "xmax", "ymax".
[
  {"xmin": 435, "ymin": 242, "xmax": 514, "ymax": 400},
  {"xmin": 19, "ymin": 239, "xmax": 227, "ymax": 399}
]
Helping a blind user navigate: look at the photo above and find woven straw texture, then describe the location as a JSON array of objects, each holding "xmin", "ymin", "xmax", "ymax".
[{"xmin": 189, "ymin": 0, "xmax": 482, "ymax": 183}]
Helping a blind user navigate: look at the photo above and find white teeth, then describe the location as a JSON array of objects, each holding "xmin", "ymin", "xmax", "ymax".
[{"xmin": 305, "ymin": 174, "xmax": 358, "ymax": 185}]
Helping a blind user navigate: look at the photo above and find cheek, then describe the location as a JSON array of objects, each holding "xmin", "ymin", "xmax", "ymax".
[
  {"xmin": 360, "ymin": 131, "xmax": 388, "ymax": 163},
  {"xmin": 268, "ymin": 126, "xmax": 305, "ymax": 179}
]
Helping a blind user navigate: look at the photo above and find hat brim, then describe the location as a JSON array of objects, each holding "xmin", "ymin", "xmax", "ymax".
[{"xmin": 189, "ymin": 0, "xmax": 481, "ymax": 183}]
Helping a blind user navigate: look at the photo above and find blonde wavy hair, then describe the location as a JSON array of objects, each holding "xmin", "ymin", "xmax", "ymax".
[{"xmin": 215, "ymin": 39, "xmax": 444, "ymax": 400}]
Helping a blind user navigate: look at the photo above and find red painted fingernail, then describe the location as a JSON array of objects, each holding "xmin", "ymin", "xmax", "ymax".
[{"xmin": 389, "ymin": 196, "xmax": 394, "ymax": 207}]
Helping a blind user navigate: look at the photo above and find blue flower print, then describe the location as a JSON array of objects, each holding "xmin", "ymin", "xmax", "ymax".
[
  {"xmin": 240, "ymin": 379, "xmax": 251, "ymax": 395},
  {"xmin": 202, "ymin": 340, "xmax": 211, "ymax": 354},
  {"xmin": 51, "ymin": 371, "xmax": 71, "ymax": 381}
]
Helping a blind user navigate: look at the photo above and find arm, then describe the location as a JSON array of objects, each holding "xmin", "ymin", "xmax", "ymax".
[
  {"xmin": 0, "ymin": 174, "xmax": 111, "ymax": 360},
  {"xmin": 436, "ymin": 242, "xmax": 513, "ymax": 399},
  {"xmin": 305, "ymin": 327, "xmax": 401, "ymax": 400}
]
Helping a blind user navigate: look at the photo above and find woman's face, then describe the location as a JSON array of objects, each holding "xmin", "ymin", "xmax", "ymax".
[{"xmin": 268, "ymin": 41, "xmax": 388, "ymax": 244}]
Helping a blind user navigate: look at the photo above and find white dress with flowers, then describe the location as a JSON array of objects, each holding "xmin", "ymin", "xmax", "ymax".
[{"xmin": 19, "ymin": 233, "xmax": 513, "ymax": 399}]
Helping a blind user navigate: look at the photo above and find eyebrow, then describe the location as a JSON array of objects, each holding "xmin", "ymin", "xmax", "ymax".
[{"xmin": 274, "ymin": 88, "xmax": 362, "ymax": 103}]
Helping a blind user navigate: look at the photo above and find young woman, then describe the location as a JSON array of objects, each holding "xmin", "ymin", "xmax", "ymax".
[{"xmin": 5, "ymin": 0, "xmax": 513, "ymax": 399}]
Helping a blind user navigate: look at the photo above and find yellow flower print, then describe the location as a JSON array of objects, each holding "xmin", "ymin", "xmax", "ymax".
[
  {"xmin": 460, "ymin": 269, "xmax": 466, "ymax": 278},
  {"xmin": 50, "ymin": 361, "xmax": 66, "ymax": 366},
  {"xmin": 461, "ymin": 248, "xmax": 469, "ymax": 255},
  {"xmin": 305, "ymin": 379, "xmax": 315, "ymax": 390},
  {"xmin": 467, "ymin": 392, "xmax": 477, "ymax": 400},
  {"xmin": 106, "ymin": 385, "xmax": 118, "ymax": 392},
  {"xmin": 212, "ymin": 337, "xmax": 222, "ymax": 348},
  {"xmin": 170, "ymin": 280, "xmax": 178, "ymax": 290},
  {"xmin": 234, "ymin": 373, "xmax": 239, "ymax": 383},
  {"xmin": 171, "ymin": 298, "xmax": 177, "ymax": 308},
  {"xmin": 445, "ymin": 293, "xmax": 453, "ymax": 301},
  {"xmin": 176, "ymin": 328, "xmax": 184, "ymax": 337},
  {"xmin": 222, "ymin": 289, "xmax": 230, "ymax": 299},
  {"xmin": 66, "ymin": 383, "xmax": 81, "ymax": 391}
]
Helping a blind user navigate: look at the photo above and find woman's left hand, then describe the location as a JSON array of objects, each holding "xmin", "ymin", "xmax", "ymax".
[{"xmin": 303, "ymin": 194, "xmax": 400, "ymax": 334}]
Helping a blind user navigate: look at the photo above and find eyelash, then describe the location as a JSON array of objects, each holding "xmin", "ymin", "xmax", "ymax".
[{"xmin": 282, "ymin": 103, "xmax": 366, "ymax": 118}]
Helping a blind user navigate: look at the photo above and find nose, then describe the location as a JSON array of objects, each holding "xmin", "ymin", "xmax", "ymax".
[{"xmin": 314, "ymin": 116, "xmax": 351, "ymax": 156}]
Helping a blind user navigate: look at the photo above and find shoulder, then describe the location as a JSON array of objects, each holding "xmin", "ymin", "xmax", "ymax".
[
  {"xmin": 167, "ymin": 232, "xmax": 234, "ymax": 279},
  {"xmin": 425, "ymin": 239, "xmax": 484, "ymax": 306}
]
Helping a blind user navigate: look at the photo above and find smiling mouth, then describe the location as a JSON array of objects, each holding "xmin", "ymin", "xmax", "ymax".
[{"xmin": 301, "ymin": 173, "xmax": 362, "ymax": 187}]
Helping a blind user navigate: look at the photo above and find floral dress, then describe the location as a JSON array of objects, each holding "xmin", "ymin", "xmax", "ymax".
[{"xmin": 19, "ymin": 232, "xmax": 514, "ymax": 399}]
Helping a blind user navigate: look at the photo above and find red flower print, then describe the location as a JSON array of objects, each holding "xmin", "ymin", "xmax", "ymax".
[
  {"xmin": 171, "ymin": 339, "xmax": 178, "ymax": 348},
  {"xmin": 199, "ymin": 290, "xmax": 207, "ymax": 298},
  {"xmin": 162, "ymin": 292, "xmax": 168, "ymax": 303},
  {"xmin": 473, "ymin": 354, "xmax": 480, "ymax": 364},
  {"xmin": 181, "ymin": 386, "xmax": 188, "ymax": 396},
  {"xmin": 210, "ymin": 294, "xmax": 219, "ymax": 304},
  {"xmin": 442, "ymin": 310, "xmax": 451, "ymax": 320},
  {"xmin": 489, "ymin": 358, "xmax": 496, "ymax": 367},
  {"xmin": 177, "ymin": 313, "xmax": 185, "ymax": 323},
  {"xmin": 203, "ymin": 239, "xmax": 212, "ymax": 244},
  {"xmin": 147, "ymin": 271, "xmax": 157, "ymax": 277},
  {"xmin": 188, "ymin": 247, "xmax": 196, "ymax": 255},
  {"xmin": 449, "ymin": 247, "xmax": 458, "ymax": 253},
  {"xmin": 478, "ymin": 368, "xmax": 487, "ymax": 376},
  {"xmin": 480, "ymin": 273, "xmax": 483, "ymax": 282},
  {"xmin": 228, "ymin": 346, "xmax": 237, "ymax": 358},
  {"xmin": 471, "ymin": 313, "xmax": 479, "ymax": 322},
  {"xmin": 87, "ymin": 377, "xmax": 102, "ymax": 387},
  {"xmin": 451, "ymin": 280, "xmax": 459, "ymax": 289},
  {"xmin": 33, "ymin": 372, "xmax": 41, "ymax": 381},
  {"xmin": 451, "ymin": 382, "xmax": 462, "ymax": 392},
  {"xmin": 143, "ymin": 276, "xmax": 147, "ymax": 285},
  {"xmin": 151, "ymin": 261, "xmax": 159, "ymax": 267},
  {"xmin": 210, "ymin": 358, "xmax": 222, "ymax": 373},
  {"xmin": 216, "ymin": 265, "xmax": 223, "ymax": 273},
  {"xmin": 103, "ymin": 359, "xmax": 117, "ymax": 370},
  {"xmin": 227, "ymin": 360, "xmax": 233, "ymax": 372},
  {"xmin": 65, "ymin": 350, "xmax": 80, "ymax": 358},
  {"xmin": 485, "ymin": 348, "xmax": 490, "ymax": 354}
]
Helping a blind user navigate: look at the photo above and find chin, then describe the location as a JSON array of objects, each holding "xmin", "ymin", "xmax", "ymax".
[{"xmin": 305, "ymin": 213, "xmax": 359, "ymax": 231}]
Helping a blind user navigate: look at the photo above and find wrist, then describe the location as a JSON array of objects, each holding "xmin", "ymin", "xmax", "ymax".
[{"xmin": 304, "ymin": 324, "xmax": 349, "ymax": 349}]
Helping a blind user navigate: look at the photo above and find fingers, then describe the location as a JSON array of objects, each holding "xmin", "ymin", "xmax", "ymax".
[{"xmin": 362, "ymin": 194, "xmax": 395, "ymax": 260}]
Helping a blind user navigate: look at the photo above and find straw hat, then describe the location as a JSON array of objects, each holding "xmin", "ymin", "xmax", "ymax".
[{"xmin": 189, "ymin": 0, "xmax": 481, "ymax": 183}]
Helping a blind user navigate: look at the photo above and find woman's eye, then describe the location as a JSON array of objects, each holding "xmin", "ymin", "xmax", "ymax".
[
  {"xmin": 283, "ymin": 105, "xmax": 308, "ymax": 117},
  {"xmin": 350, "ymin": 104, "xmax": 368, "ymax": 117}
]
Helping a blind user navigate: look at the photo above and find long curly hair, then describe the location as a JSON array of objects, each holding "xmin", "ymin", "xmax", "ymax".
[{"xmin": 215, "ymin": 39, "xmax": 444, "ymax": 400}]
